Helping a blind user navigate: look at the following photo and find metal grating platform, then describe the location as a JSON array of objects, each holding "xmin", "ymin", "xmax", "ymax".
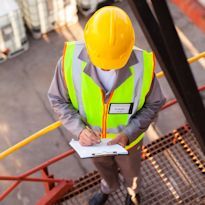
[{"xmin": 57, "ymin": 125, "xmax": 205, "ymax": 205}]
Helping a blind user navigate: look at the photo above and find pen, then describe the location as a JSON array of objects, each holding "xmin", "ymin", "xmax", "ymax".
[{"xmin": 86, "ymin": 126, "xmax": 101, "ymax": 143}]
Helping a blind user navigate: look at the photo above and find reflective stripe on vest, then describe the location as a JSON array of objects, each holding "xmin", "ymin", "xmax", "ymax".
[{"xmin": 63, "ymin": 41, "xmax": 154, "ymax": 150}]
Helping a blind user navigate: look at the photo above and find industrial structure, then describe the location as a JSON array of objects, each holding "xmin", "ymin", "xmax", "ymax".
[
  {"xmin": 0, "ymin": 0, "xmax": 205, "ymax": 205},
  {"xmin": 16, "ymin": 0, "xmax": 78, "ymax": 39},
  {"xmin": 0, "ymin": 0, "xmax": 28, "ymax": 63}
]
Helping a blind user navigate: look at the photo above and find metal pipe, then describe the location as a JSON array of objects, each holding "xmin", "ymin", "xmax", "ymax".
[
  {"xmin": 188, "ymin": 51, "xmax": 205, "ymax": 63},
  {"xmin": 0, "ymin": 181, "xmax": 20, "ymax": 201},
  {"xmin": 0, "ymin": 149, "xmax": 75, "ymax": 200},
  {"xmin": 161, "ymin": 84, "xmax": 205, "ymax": 110},
  {"xmin": 0, "ymin": 121, "xmax": 62, "ymax": 160},
  {"xmin": 161, "ymin": 99, "xmax": 177, "ymax": 111},
  {"xmin": 17, "ymin": 149, "xmax": 75, "ymax": 179},
  {"xmin": 0, "ymin": 176, "xmax": 71, "ymax": 183},
  {"xmin": 156, "ymin": 51, "xmax": 205, "ymax": 78},
  {"xmin": 1, "ymin": 51, "xmax": 204, "ymax": 161}
]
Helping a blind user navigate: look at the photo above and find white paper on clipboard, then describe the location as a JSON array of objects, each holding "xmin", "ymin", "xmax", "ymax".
[{"xmin": 69, "ymin": 138, "xmax": 128, "ymax": 158}]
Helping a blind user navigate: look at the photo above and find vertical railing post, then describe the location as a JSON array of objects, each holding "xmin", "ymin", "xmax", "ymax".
[{"xmin": 41, "ymin": 167, "xmax": 55, "ymax": 192}]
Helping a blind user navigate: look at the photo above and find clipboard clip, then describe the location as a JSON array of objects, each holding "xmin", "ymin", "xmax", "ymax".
[{"xmin": 92, "ymin": 151, "xmax": 118, "ymax": 157}]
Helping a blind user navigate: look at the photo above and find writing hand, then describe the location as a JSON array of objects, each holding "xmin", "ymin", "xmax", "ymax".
[{"xmin": 79, "ymin": 128, "xmax": 101, "ymax": 146}]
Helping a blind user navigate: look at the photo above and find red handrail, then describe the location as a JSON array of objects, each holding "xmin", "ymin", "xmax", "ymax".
[
  {"xmin": 161, "ymin": 84, "xmax": 205, "ymax": 110},
  {"xmin": 0, "ymin": 149, "xmax": 75, "ymax": 201},
  {"xmin": 0, "ymin": 176, "xmax": 71, "ymax": 183}
]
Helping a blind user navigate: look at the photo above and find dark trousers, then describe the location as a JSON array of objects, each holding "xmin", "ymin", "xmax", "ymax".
[{"xmin": 92, "ymin": 141, "xmax": 143, "ymax": 195}]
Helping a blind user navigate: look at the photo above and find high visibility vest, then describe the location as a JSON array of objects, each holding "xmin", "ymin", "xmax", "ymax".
[{"xmin": 63, "ymin": 41, "xmax": 155, "ymax": 150}]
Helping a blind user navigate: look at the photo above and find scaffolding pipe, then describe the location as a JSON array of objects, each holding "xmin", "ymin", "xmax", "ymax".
[
  {"xmin": 156, "ymin": 51, "xmax": 205, "ymax": 78},
  {"xmin": 0, "ymin": 121, "xmax": 62, "ymax": 160}
]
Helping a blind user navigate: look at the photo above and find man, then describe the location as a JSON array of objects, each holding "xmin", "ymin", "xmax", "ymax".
[{"xmin": 48, "ymin": 6, "xmax": 165, "ymax": 205}]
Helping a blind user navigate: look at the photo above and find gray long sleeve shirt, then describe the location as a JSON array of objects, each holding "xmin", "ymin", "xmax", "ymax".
[{"xmin": 48, "ymin": 47, "xmax": 166, "ymax": 143}]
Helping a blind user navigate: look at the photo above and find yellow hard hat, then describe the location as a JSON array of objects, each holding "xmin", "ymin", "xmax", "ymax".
[{"xmin": 84, "ymin": 6, "xmax": 135, "ymax": 70}]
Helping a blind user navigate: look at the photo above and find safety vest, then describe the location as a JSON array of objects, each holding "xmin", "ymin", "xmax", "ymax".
[{"xmin": 63, "ymin": 41, "xmax": 155, "ymax": 150}]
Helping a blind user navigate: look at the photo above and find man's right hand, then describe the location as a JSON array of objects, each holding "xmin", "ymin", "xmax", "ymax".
[{"xmin": 79, "ymin": 128, "xmax": 101, "ymax": 146}]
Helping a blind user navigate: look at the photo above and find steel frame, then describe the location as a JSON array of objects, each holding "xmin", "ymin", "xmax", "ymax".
[
  {"xmin": 0, "ymin": 149, "xmax": 75, "ymax": 203},
  {"xmin": 0, "ymin": 4, "xmax": 205, "ymax": 201},
  {"xmin": 127, "ymin": 0, "xmax": 205, "ymax": 153},
  {"xmin": 57, "ymin": 126, "xmax": 205, "ymax": 205},
  {"xmin": 161, "ymin": 85, "xmax": 205, "ymax": 110}
]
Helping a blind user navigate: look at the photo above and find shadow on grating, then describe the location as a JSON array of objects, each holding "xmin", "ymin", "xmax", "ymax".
[{"xmin": 56, "ymin": 125, "xmax": 205, "ymax": 205}]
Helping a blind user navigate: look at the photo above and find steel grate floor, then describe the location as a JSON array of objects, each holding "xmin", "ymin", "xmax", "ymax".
[{"xmin": 57, "ymin": 125, "xmax": 205, "ymax": 205}]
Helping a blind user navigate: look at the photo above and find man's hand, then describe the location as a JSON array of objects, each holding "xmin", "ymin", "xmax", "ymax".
[
  {"xmin": 107, "ymin": 132, "xmax": 129, "ymax": 147},
  {"xmin": 79, "ymin": 128, "xmax": 101, "ymax": 146}
]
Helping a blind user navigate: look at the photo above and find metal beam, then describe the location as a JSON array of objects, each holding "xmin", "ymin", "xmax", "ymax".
[
  {"xmin": 36, "ymin": 181, "xmax": 73, "ymax": 205},
  {"xmin": 127, "ymin": 0, "xmax": 205, "ymax": 153}
]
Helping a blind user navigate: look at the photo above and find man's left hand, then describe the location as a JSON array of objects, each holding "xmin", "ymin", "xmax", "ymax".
[{"xmin": 107, "ymin": 133, "xmax": 129, "ymax": 147}]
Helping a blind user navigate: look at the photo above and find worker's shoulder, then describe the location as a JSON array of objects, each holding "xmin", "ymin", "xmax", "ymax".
[
  {"xmin": 133, "ymin": 46, "xmax": 154, "ymax": 61},
  {"xmin": 64, "ymin": 41, "xmax": 85, "ymax": 47},
  {"xmin": 133, "ymin": 46, "xmax": 153, "ymax": 54}
]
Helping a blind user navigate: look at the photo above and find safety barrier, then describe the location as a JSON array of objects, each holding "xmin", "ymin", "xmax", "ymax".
[
  {"xmin": 1, "ymin": 51, "xmax": 205, "ymax": 161},
  {"xmin": 0, "ymin": 148, "xmax": 75, "ymax": 202},
  {"xmin": 156, "ymin": 51, "xmax": 205, "ymax": 78},
  {"xmin": 0, "ymin": 52, "xmax": 205, "ymax": 204}
]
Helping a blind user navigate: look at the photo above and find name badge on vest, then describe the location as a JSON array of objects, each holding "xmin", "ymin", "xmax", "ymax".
[{"xmin": 109, "ymin": 103, "xmax": 133, "ymax": 114}]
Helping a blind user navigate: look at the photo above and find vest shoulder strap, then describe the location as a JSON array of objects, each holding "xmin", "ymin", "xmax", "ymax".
[
  {"xmin": 62, "ymin": 41, "xmax": 84, "ymax": 110},
  {"xmin": 137, "ymin": 49, "xmax": 155, "ymax": 110}
]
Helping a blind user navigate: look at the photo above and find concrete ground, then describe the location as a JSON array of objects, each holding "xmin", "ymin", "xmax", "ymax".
[{"xmin": 0, "ymin": 1, "xmax": 205, "ymax": 205}]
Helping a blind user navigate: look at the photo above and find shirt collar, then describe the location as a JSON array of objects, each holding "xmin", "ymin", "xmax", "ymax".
[{"xmin": 78, "ymin": 45, "xmax": 139, "ymax": 100}]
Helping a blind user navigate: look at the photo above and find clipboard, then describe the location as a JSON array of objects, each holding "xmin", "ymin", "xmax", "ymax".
[{"xmin": 69, "ymin": 139, "xmax": 128, "ymax": 159}]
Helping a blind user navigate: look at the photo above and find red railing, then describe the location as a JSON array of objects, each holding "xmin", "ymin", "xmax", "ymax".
[
  {"xmin": 161, "ymin": 84, "xmax": 205, "ymax": 110},
  {"xmin": 0, "ymin": 149, "xmax": 75, "ymax": 204}
]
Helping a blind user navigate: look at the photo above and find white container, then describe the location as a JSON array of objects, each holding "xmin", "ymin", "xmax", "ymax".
[
  {"xmin": 17, "ymin": 0, "xmax": 78, "ymax": 39},
  {"xmin": 76, "ymin": 0, "xmax": 117, "ymax": 16},
  {"xmin": 77, "ymin": 0, "xmax": 99, "ymax": 16},
  {"xmin": 0, "ymin": 0, "xmax": 29, "ymax": 63},
  {"xmin": 198, "ymin": 0, "xmax": 205, "ymax": 7}
]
